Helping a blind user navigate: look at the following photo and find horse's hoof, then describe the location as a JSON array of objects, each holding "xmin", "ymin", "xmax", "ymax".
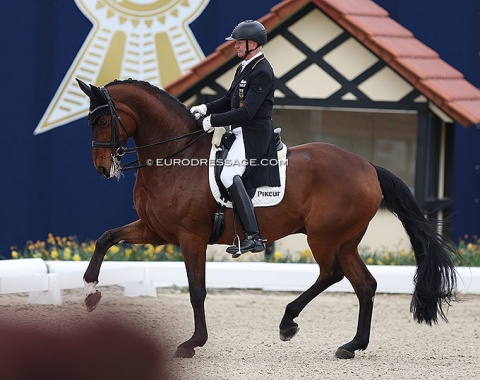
[
  {"xmin": 174, "ymin": 346, "xmax": 195, "ymax": 358},
  {"xmin": 85, "ymin": 290, "xmax": 102, "ymax": 312},
  {"xmin": 335, "ymin": 348, "xmax": 355, "ymax": 359},
  {"xmin": 279, "ymin": 326, "xmax": 299, "ymax": 341}
]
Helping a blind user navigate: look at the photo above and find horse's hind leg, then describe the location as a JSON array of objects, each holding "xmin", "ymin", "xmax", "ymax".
[
  {"xmin": 279, "ymin": 241, "xmax": 344, "ymax": 341},
  {"xmin": 84, "ymin": 219, "xmax": 164, "ymax": 312},
  {"xmin": 334, "ymin": 242, "xmax": 377, "ymax": 359}
]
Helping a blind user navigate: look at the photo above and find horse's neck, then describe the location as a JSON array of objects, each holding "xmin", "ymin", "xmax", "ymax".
[
  {"xmin": 132, "ymin": 115, "xmax": 209, "ymax": 161},
  {"xmin": 112, "ymin": 85, "xmax": 209, "ymax": 160}
]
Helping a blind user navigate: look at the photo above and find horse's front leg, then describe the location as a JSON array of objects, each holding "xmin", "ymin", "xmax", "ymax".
[
  {"xmin": 84, "ymin": 219, "xmax": 164, "ymax": 312},
  {"xmin": 174, "ymin": 241, "xmax": 208, "ymax": 358}
]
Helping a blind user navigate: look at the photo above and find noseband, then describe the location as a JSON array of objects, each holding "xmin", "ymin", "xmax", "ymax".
[{"xmin": 88, "ymin": 86, "xmax": 206, "ymax": 172}]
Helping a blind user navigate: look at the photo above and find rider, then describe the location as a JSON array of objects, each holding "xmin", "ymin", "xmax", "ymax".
[{"xmin": 191, "ymin": 20, "xmax": 280, "ymax": 255}]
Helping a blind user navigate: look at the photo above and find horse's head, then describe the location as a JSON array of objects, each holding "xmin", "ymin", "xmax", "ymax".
[{"xmin": 76, "ymin": 79, "xmax": 135, "ymax": 179}]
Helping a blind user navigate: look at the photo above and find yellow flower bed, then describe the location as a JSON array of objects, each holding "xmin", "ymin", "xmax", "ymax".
[
  {"xmin": 9, "ymin": 234, "xmax": 182, "ymax": 262},
  {"xmin": 7, "ymin": 234, "xmax": 479, "ymax": 266}
]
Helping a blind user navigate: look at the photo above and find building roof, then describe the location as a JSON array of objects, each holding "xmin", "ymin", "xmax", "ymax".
[{"xmin": 165, "ymin": 0, "xmax": 480, "ymax": 127}]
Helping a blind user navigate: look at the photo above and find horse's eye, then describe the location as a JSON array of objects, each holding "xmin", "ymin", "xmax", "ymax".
[{"xmin": 99, "ymin": 117, "xmax": 108, "ymax": 128}]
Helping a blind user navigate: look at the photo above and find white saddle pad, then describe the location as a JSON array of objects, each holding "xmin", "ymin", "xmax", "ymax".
[{"xmin": 208, "ymin": 129, "xmax": 287, "ymax": 208}]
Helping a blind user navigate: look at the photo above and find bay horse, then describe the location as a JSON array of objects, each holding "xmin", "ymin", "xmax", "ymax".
[{"xmin": 77, "ymin": 78, "xmax": 457, "ymax": 359}]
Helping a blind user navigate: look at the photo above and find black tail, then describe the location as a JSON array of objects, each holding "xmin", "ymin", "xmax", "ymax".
[{"xmin": 374, "ymin": 165, "xmax": 458, "ymax": 325}]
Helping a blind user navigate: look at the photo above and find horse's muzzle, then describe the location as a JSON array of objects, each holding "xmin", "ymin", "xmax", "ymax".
[{"xmin": 98, "ymin": 165, "xmax": 110, "ymax": 178}]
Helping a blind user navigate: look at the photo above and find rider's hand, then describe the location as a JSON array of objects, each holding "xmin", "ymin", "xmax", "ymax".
[
  {"xmin": 202, "ymin": 116, "xmax": 214, "ymax": 133},
  {"xmin": 190, "ymin": 104, "xmax": 207, "ymax": 120}
]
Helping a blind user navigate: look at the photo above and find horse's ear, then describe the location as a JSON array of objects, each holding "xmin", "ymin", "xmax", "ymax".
[
  {"xmin": 76, "ymin": 78, "xmax": 93, "ymax": 98},
  {"xmin": 76, "ymin": 79, "xmax": 108, "ymax": 112},
  {"xmin": 90, "ymin": 84, "xmax": 107, "ymax": 102}
]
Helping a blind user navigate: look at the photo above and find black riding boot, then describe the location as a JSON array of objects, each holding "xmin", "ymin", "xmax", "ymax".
[{"xmin": 226, "ymin": 176, "xmax": 265, "ymax": 256}]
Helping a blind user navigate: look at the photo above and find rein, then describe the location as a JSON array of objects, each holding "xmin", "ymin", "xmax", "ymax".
[
  {"xmin": 120, "ymin": 129, "xmax": 206, "ymax": 171},
  {"xmin": 90, "ymin": 86, "xmax": 207, "ymax": 172}
]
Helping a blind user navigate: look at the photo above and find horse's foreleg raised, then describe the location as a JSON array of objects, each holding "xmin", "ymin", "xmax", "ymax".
[
  {"xmin": 174, "ymin": 241, "xmax": 208, "ymax": 358},
  {"xmin": 84, "ymin": 219, "xmax": 164, "ymax": 312}
]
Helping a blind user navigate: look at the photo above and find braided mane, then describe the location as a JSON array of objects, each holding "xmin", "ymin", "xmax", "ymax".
[{"xmin": 106, "ymin": 78, "xmax": 191, "ymax": 117}]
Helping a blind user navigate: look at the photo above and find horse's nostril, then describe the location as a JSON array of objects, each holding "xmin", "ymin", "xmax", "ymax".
[{"xmin": 98, "ymin": 166, "xmax": 110, "ymax": 178}]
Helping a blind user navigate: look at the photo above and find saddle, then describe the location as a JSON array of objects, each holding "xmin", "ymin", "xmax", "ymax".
[
  {"xmin": 209, "ymin": 128, "xmax": 284, "ymax": 244},
  {"xmin": 214, "ymin": 128, "xmax": 284, "ymax": 201}
]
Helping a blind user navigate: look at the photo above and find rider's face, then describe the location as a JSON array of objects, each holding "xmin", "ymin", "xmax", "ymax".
[
  {"xmin": 234, "ymin": 40, "xmax": 247, "ymax": 59},
  {"xmin": 234, "ymin": 40, "xmax": 258, "ymax": 59}
]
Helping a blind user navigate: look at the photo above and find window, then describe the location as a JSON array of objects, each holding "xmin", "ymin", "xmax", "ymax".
[{"xmin": 272, "ymin": 108, "xmax": 417, "ymax": 187}]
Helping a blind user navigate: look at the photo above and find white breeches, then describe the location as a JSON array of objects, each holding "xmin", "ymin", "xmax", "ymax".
[{"xmin": 220, "ymin": 127, "xmax": 246, "ymax": 189}]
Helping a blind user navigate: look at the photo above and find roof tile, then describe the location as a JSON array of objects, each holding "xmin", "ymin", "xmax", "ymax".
[
  {"xmin": 443, "ymin": 100, "xmax": 480, "ymax": 127},
  {"xmin": 417, "ymin": 79, "xmax": 480, "ymax": 104},
  {"xmin": 367, "ymin": 36, "xmax": 439, "ymax": 62},
  {"xmin": 271, "ymin": 0, "xmax": 309, "ymax": 18},
  {"xmin": 166, "ymin": 72, "xmax": 200, "ymax": 96},
  {"xmin": 317, "ymin": 0, "xmax": 388, "ymax": 18},
  {"xmin": 344, "ymin": 15, "xmax": 413, "ymax": 40},
  {"xmin": 390, "ymin": 58, "xmax": 463, "ymax": 84}
]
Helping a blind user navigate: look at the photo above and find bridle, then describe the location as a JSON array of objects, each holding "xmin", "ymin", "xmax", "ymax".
[
  {"xmin": 88, "ymin": 86, "xmax": 206, "ymax": 172},
  {"xmin": 88, "ymin": 86, "xmax": 130, "ymax": 157}
]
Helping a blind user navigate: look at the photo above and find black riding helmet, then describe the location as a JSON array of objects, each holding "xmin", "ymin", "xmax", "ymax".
[{"xmin": 226, "ymin": 20, "xmax": 267, "ymax": 58}]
